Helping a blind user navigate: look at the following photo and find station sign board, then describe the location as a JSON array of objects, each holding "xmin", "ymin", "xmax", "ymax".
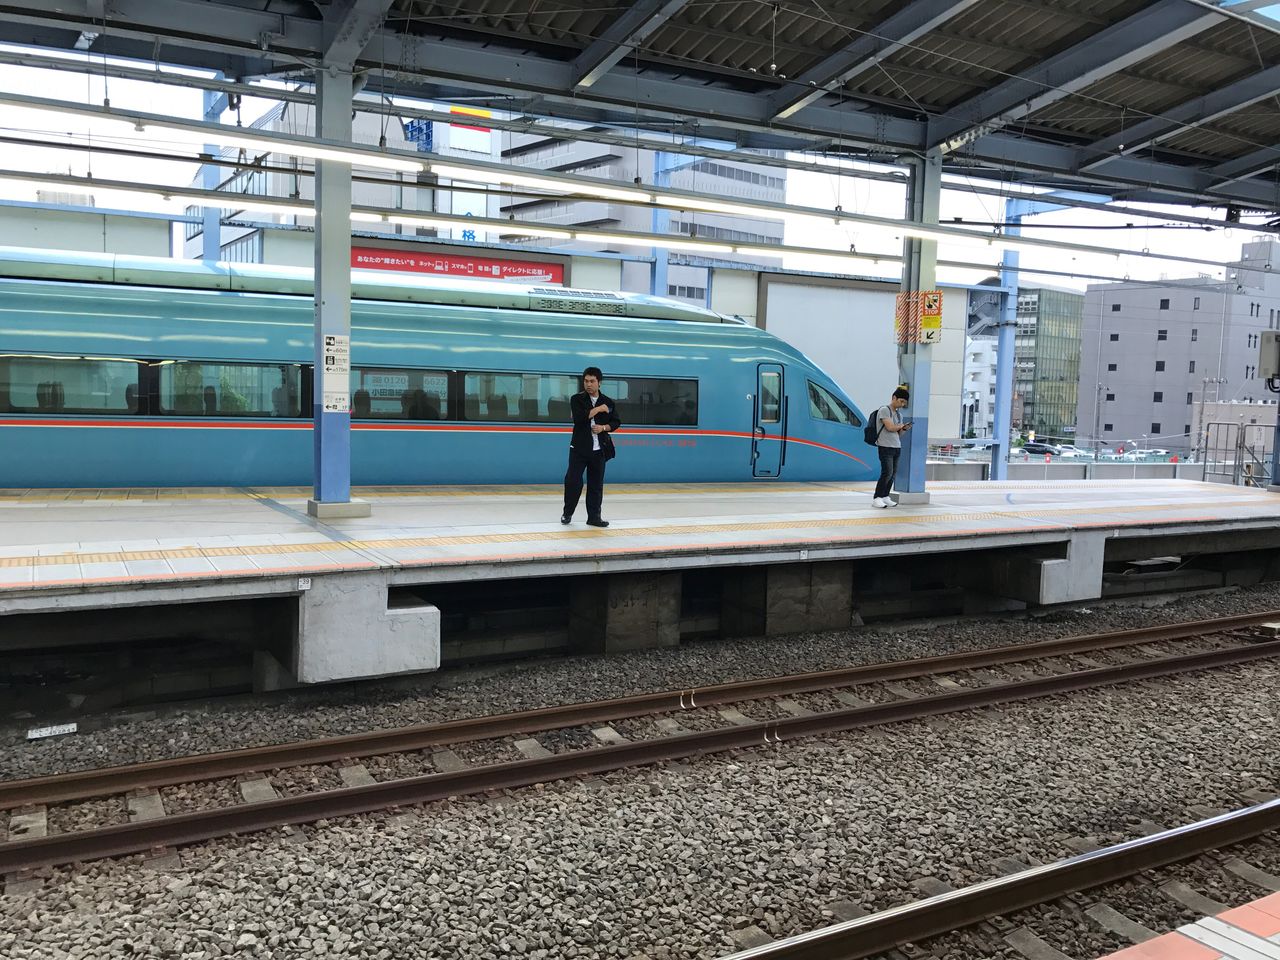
[{"xmin": 352, "ymin": 247, "xmax": 565, "ymax": 284}]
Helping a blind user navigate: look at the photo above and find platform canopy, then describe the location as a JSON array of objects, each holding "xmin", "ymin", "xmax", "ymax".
[{"xmin": 3, "ymin": 0, "xmax": 1280, "ymax": 213}]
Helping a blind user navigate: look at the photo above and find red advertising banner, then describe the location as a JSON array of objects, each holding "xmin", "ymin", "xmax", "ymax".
[{"xmin": 352, "ymin": 247, "xmax": 565, "ymax": 284}]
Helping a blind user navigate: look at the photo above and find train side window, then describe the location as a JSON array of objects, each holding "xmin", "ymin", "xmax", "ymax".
[
  {"xmin": 807, "ymin": 381, "xmax": 860, "ymax": 426},
  {"xmin": 0, "ymin": 354, "xmax": 143, "ymax": 414},
  {"xmin": 461, "ymin": 371, "xmax": 566, "ymax": 421},
  {"xmin": 602, "ymin": 376, "xmax": 697, "ymax": 425},
  {"xmin": 352, "ymin": 367, "xmax": 451, "ymax": 419},
  {"xmin": 157, "ymin": 361, "xmax": 303, "ymax": 417}
]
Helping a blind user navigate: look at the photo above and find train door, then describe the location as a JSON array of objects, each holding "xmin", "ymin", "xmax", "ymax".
[{"xmin": 752, "ymin": 363, "xmax": 786, "ymax": 478}]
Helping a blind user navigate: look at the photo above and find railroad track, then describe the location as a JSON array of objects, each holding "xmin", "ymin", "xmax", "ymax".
[
  {"xmin": 721, "ymin": 798, "xmax": 1280, "ymax": 960},
  {"xmin": 3, "ymin": 611, "xmax": 1280, "ymax": 876}
]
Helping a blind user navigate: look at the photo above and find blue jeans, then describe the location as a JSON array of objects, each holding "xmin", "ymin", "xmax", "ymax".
[{"xmin": 874, "ymin": 446, "xmax": 900, "ymax": 499}]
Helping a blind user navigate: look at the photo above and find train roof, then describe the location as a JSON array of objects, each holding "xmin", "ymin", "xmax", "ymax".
[{"xmin": 0, "ymin": 245, "xmax": 742, "ymax": 325}]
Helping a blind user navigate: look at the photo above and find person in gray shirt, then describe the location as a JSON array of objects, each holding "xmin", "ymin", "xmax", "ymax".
[{"xmin": 872, "ymin": 387, "xmax": 912, "ymax": 508}]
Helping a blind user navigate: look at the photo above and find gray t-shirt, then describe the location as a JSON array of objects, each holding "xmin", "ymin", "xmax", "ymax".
[{"xmin": 875, "ymin": 404, "xmax": 902, "ymax": 448}]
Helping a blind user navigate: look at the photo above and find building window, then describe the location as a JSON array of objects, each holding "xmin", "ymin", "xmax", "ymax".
[
  {"xmin": 1157, "ymin": 329, "xmax": 1168, "ymax": 341},
  {"xmin": 1151, "ymin": 422, "xmax": 1161, "ymax": 433},
  {"xmin": 1155, "ymin": 360, "xmax": 1165, "ymax": 372},
  {"xmin": 1109, "ymin": 333, "xmax": 1120, "ymax": 342},
  {"xmin": 1153, "ymin": 392, "xmax": 1163, "ymax": 402},
  {"xmin": 667, "ymin": 284, "xmax": 706, "ymax": 300},
  {"xmin": 1110, "ymin": 303, "xmax": 1121, "ymax": 312},
  {"xmin": 1248, "ymin": 333, "xmax": 1258, "ymax": 348},
  {"xmin": 1246, "ymin": 364, "xmax": 1256, "ymax": 379},
  {"xmin": 1183, "ymin": 424, "xmax": 1191, "ymax": 435},
  {"xmin": 1191, "ymin": 328, "xmax": 1198, "ymax": 341},
  {"xmin": 1193, "ymin": 297, "xmax": 1200, "ymax": 310},
  {"xmin": 1159, "ymin": 298, "xmax": 1170, "ymax": 310},
  {"xmin": 1186, "ymin": 392, "xmax": 1193, "ymax": 404},
  {"xmin": 1107, "ymin": 363, "xmax": 1117, "ymax": 372},
  {"xmin": 1189, "ymin": 360, "xmax": 1196, "ymax": 373},
  {"xmin": 1104, "ymin": 423, "xmax": 1113, "ymax": 432},
  {"xmin": 220, "ymin": 231, "xmax": 263, "ymax": 264},
  {"xmin": 1105, "ymin": 393, "xmax": 1115, "ymax": 401}
]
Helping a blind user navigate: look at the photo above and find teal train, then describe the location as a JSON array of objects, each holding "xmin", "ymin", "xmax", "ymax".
[{"xmin": 0, "ymin": 247, "xmax": 873, "ymax": 487}]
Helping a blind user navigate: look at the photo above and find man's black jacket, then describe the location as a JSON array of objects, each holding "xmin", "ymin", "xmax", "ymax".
[{"xmin": 569, "ymin": 391, "xmax": 622, "ymax": 457}]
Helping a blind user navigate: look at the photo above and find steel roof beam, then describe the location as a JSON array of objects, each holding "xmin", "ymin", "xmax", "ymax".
[
  {"xmin": 571, "ymin": 0, "xmax": 691, "ymax": 89},
  {"xmin": 321, "ymin": 0, "xmax": 395, "ymax": 69},
  {"xmin": 769, "ymin": 0, "xmax": 980, "ymax": 121},
  {"xmin": 2, "ymin": 0, "xmax": 1277, "ymax": 210},
  {"xmin": 1207, "ymin": 145, "xmax": 1280, "ymax": 188},
  {"xmin": 1080, "ymin": 63, "xmax": 1280, "ymax": 172},
  {"xmin": 928, "ymin": 0, "xmax": 1225, "ymax": 153}
]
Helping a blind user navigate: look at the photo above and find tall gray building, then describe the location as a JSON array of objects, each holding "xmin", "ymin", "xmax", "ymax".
[
  {"xmin": 1077, "ymin": 239, "xmax": 1280, "ymax": 456},
  {"xmin": 498, "ymin": 133, "xmax": 784, "ymax": 301}
]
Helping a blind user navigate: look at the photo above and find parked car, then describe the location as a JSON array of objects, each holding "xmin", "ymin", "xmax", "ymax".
[
  {"xmin": 1056, "ymin": 444, "xmax": 1089, "ymax": 458},
  {"xmin": 1022, "ymin": 441, "xmax": 1062, "ymax": 457}
]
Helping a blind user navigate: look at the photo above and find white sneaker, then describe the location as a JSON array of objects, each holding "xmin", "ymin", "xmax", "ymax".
[
  {"xmin": 872, "ymin": 497, "xmax": 888, "ymax": 508},
  {"xmin": 884, "ymin": 497, "xmax": 899, "ymax": 507}
]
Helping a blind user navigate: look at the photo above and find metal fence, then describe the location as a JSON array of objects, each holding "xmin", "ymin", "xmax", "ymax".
[{"xmin": 1204, "ymin": 421, "xmax": 1274, "ymax": 487}]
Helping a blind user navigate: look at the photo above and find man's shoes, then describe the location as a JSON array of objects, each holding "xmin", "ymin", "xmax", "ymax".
[
  {"xmin": 560, "ymin": 514, "xmax": 571, "ymax": 524},
  {"xmin": 586, "ymin": 517, "xmax": 610, "ymax": 527},
  {"xmin": 872, "ymin": 497, "xmax": 888, "ymax": 509},
  {"xmin": 884, "ymin": 497, "xmax": 899, "ymax": 508}
]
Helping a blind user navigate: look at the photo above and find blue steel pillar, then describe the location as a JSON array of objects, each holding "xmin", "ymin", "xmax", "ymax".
[
  {"xmin": 307, "ymin": 67, "xmax": 369, "ymax": 519},
  {"xmin": 896, "ymin": 150, "xmax": 942, "ymax": 504},
  {"xmin": 990, "ymin": 197, "xmax": 1024, "ymax": 481},
  {"xmin": 201, "ymin": 84, "xmax": 228, "ymax": 262},
  {"xmin": 650, "ymin": 150, "xmax": 670, "ymax": 296}
]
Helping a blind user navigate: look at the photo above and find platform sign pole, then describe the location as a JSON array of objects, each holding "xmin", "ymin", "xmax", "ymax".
[
  {"xmin": 650, "ymin": 150, "xmax": 671, "ymax": 297},
  {"xmin": 990, "ymin": 197, "xmax": 1024, "ymax": 482},
  {"xmin": 308, "ymin": 67, "xmax": 368, "ymax": 519},
  {"xmin": 200, "ymin": 82, "xmax": 228, "ymax": 262},
  {"xmin": 896, "ymin": 150, "xmax": 942, "ymax": 505}
]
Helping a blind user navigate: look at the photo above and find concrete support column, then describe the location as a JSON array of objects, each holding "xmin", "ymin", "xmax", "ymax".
[
  {"xmin": 570, "ymin": 571, "xmax": 681, "ymax": 653},
  {"xmin": 721, "ymin": 561, "xmax": 853, "ymax": 637},
  {"xmin": 308, "ymin": 67, "xmax": 369, "ymax": 518},
  {"xmin": 898, "ymin": 151, "xmax": 942, "ymax": 503},
  {"xmin": 296, "ymin": 571, "xmax": 440, "ymax": 682},
  {"xmin": 985, "ymin": 533, "xmax": 1107, "ymax": 605}
]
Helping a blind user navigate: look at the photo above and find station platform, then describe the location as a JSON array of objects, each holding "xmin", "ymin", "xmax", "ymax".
[
  {"xmin": 1098, "ymin": 891, "xmax": 1280, "ymax": 959},
  {"xmin": 2, "ymin": 479, "xmax": 1279, "ymax": 684}
]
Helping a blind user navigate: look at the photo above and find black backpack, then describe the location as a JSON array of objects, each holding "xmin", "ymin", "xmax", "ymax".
[{"xmin": 863, "ymin": 407, "xmax": 882, "ymax": 445}]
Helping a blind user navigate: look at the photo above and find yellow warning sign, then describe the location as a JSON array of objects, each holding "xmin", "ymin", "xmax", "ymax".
[{"xmin": 921, "ymin": 290, "xmax": 943, "ymax": 343}]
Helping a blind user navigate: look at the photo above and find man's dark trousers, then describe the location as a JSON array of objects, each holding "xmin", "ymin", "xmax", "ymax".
[
  {"xmin": 874, "ymin": 446, "xmax": 900, "ymax": 500},
  {"xmin": 564, "ymin": 447, "xmax": 607, "ymax": 519}
]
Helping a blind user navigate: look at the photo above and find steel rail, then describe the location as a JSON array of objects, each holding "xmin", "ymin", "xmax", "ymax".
[
  {"xmin": 721, "ymin": 797, "xmax": 1280, "ymax": 960},
  {"xmin": 1, "ymin": 610, "xmax": 1275, "ymax": 810},
  {"xmin": 2, "ymin": 637, "xmax": 1278, "ymax": 874}
]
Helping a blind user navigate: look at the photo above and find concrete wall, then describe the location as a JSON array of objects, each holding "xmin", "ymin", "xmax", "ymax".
[
  {"xmin": 0, "ymin": 207, "xmax": 171, "ymax": 257},
  {"xmin": 758, "ymin": 273, "xmax": 963, "ymax": 438},
  {"xmin": 569, "ymin": 256, "xmax": 622, "ymax": 291},
  {"xmin": 711, "ymin": 267, "xmax": 758, "ymax": 325},
  {"xmin": 261, "ymin": 229, "xmax": 313, "ymax": 267}
]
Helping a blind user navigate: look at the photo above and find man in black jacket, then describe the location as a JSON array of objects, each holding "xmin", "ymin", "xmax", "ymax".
[{"xmin": 562, "ymin": 366, "xmax": 621, "ymax": 527}]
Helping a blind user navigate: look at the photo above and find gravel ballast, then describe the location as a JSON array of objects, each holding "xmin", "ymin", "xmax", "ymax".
[
  {"xmin": 6, "ymin": 583, "xmax": 1280, "ymax": 782},
  {"xmin": 2, "ymin": 634, "xmax": 1278, "ymax": 957}
]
